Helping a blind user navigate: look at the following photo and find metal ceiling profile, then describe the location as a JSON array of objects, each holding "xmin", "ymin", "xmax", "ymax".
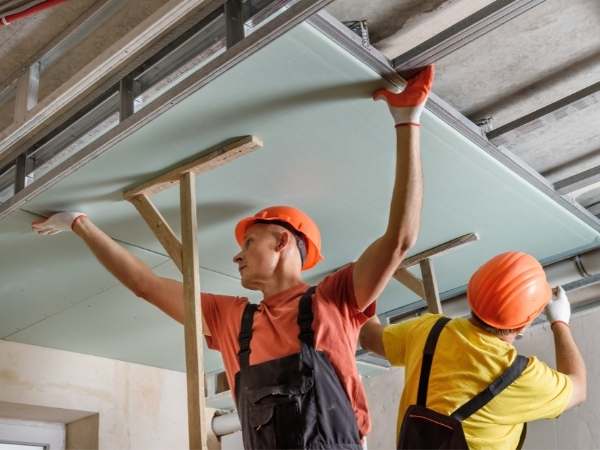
[
  {"xmin": 487, "ymin": 80, "xmax": 600, "ymax": 143},
  {"xmin": 1, "ymin": 0, "xmax": 598, "ymax": 240},
  {"xmin": 391, "ymin": 0, "xmax": 547, "ymax": 72}
]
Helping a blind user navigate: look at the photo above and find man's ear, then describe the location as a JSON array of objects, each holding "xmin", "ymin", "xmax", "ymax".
[{"xmin": 275, "ymin": 229, "xmax": 291, "ymax": 252}]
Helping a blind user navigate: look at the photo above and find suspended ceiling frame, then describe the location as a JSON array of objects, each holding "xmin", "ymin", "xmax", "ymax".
[
  {"xmin": 0, "ymin": 1, "xmax": 597, "ymax": 239},
  {"xmin": 391, "ymin": 0, "xmax": 546, "ymax": 72}
]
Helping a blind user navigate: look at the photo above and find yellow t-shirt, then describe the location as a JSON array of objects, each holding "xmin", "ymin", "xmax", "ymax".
[{"xmin": 383, "ymin": 314, "xmax": 572, "ymax": 450}]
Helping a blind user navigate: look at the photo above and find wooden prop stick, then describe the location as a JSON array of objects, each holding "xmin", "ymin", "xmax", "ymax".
[
  {"xmin": 392, "ymin": 233, "xmax": 479, "ymax": 314},
  {"xmin": 123, "ymin": 135, "xmax": 262, "ymax": 199},
  {"xmin": 393, "ymin": 268, "xmax": 425, "ymax": 299},
  {"xmin": 420, "ymin": 257, "xmax": 442, "ymax": 314},
  {"xmin": 397, "ymin": 232, "xmax": 479, "ymax": 270},
  {"xmin": 123, "ymin": 135, "xmax": 263, "ymax": 450},
  {"xmin": 181, "ymin": 171, "xmax": 208, "ymax": 450},
  {"xmin": 130, "ymin": 193, "xmax": 183, "ymax": 272}
]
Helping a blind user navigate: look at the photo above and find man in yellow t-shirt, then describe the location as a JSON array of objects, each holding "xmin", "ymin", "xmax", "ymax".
[{"xmin": 360, "ymin": 252, "xmax": 587, "ymax": 450}]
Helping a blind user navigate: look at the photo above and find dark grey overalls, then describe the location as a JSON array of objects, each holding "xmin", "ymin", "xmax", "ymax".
[{"xmin": 234, "ymin": 286, "xmax": 363, "ymax": 450}]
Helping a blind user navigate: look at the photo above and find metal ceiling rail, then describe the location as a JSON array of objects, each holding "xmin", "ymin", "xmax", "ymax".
[
  {"xmin": 0, "ymin": 2, "xmax": 230, "ymax": 197},
  {"xmin": 0, "ymin": 0, "xmax": 125, "ymax": 108},
  {"xmin": 1, "ymin": 0, "xmax": 599, "ymax": 240},
  {"xmin": 392, "ymin": 0, "xmax": 546, "ymax": 72},
  {"xmin": 0, "ymin": 0, "xmax": 227, "ymax": 168},
  {"xmin": 306, "ymin": 11, "xmax": 600, "ymax": 235},
  {"xmin": 487, "ymin": 80, "xmax": 600, "ymax": 141},
  {"xmin": 0, "ymin": 0, "xmax": 339, "ymax": 221},
  {"xmin": 554, "ymin": 164, "xmax": 600, "ymax": 196}
]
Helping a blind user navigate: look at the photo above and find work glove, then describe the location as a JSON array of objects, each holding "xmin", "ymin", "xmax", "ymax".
[
  {"xmin": 373, "ymin": 65, "xmax": 435, "ymax": 127},
  {"xmin": 545, "ymin": 286, "xmax": 571, "ymax": 326},
  {"xmin": 32, "ymin": 211, "xmax": 86, "ymax": 235}
]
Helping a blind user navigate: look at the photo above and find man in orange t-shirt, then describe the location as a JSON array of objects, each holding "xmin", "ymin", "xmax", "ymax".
[{"xmin": 33, "ymin": 66, "xmax": 434, "ymax": 448}]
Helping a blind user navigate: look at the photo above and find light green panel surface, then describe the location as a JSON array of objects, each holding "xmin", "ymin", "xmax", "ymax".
[
  {"xmin": 1, "ymin": 23, "xmax": 599, "ymax": 372},
  {"xmin": 7, "ymin": 259, "xmax": 244, "ymax": 373},
  {"xmin": 0, "ymin": 210, "xmax": 167, "ymax": 337}
]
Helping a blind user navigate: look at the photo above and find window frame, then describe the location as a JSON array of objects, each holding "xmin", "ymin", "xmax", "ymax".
[{"xmin": 0, "ymin": 440, "xmax": 49, "ymax": 450}]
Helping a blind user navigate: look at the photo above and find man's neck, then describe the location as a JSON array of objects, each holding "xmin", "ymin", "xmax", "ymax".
[
  {"xmin": 260, "ymin": 275, "xmax": 305, "ymax": 299},
  {"xmin": 468, "ymin": 317, "xmax": 518, "ymax": 343}
]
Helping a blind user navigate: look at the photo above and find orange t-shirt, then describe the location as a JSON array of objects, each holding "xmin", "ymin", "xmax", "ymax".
[{"xmin": 202, "ymin": 263, "xmax": 375, "ymax": 437}]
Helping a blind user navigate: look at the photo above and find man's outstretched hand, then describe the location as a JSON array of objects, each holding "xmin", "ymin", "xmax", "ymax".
[
  {"xmin": 32, "ymin": 212, "xmax": 86, "ymax": 235},
  {"xmin": 545, "ymin": 286, "xmax": 571, "ymax": 327}
]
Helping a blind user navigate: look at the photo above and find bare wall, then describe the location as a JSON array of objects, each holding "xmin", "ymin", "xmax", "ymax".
[{"xmin": 0, "ymin": 339, "xmax": 189, "ymax": 450}]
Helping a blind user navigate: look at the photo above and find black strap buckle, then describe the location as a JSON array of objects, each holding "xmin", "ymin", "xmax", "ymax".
[
  {"xmin": 237, "ymin": 303, "xmax": 258, "ymax": 368},
  {"xmin": 297, "ymin": 286, "xmax": 316, "ymax": 347}
]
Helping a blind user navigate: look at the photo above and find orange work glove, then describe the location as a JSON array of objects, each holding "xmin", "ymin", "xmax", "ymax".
[{"xmin": 373, "ymin": 65, "xmax": 435, "ymax": 127}]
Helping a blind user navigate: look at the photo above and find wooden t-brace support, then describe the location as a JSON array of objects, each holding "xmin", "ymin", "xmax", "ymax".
[
  {"xmin": 393, "ymin": 233, "xmax": 479, "ymax": 314},
  {"xmin": 123, "ymin": 135, "xmax": 262, "ymax": 450}
]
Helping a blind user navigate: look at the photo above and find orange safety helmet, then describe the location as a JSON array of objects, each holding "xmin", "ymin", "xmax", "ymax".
[
  {"xmin": 234, "ymin": 205, "xmax": 323, "ymax": 270},
  {"xmin": 467, "ymin": 251, "xmax": 552, "ymax": 330}
]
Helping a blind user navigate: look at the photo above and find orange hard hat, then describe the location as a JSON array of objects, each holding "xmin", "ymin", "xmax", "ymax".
[
  {"xmin": 234, "ymin": 205, "xmax": 323, "ymax": 270},
  {"xmin": 467, "ymin": 251, "xmax": 551, "ymax": 329}
]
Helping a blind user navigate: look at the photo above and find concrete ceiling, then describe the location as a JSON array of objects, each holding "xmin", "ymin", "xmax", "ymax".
[{"xmin": 1, "ymin": 1, "xmax": 598, "ymax": 198}]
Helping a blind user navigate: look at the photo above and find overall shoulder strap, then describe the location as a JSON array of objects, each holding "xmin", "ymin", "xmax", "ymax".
[
  {"xmin": 298, "ymin": 286, "xmax": 317, "ymax": 347},
  {"xmin": 417, "ymin": 317, "xmax": 451, "ymax": 407},
  {"xmin": 451, "ymin": 355, "xmax": 529, "ymax": 421},
  {"xmin": 237, "ymin": 302, "xmax": 258, "ymax": 369}
]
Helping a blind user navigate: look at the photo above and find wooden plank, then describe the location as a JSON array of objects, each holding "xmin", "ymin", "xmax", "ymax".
[
  {"xmin": 180, "ymin": 171, "xmax": 208, "ymax": 450},
  {"xmin": 420, "ymin": 258, "xmax": 442, "ymax": 314},
  {"xmin": 393, "ymin": 268, "xmax": 425, "ymax": 298},
  {"xmin": 399, "ymin": 232, "xmax": 479, "ymax": 269},
  {"xmin": 129, "ymin": 193, "xmax": 183, "ymax": 272},
  {"xmin": 123, "ymin": 135, "xmax": 263, "ymax": 199}
]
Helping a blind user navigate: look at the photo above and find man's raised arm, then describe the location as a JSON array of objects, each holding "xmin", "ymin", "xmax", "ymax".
[{"xmin": 353, "ymin": 66, "xmax": 433, "ymax": 311}]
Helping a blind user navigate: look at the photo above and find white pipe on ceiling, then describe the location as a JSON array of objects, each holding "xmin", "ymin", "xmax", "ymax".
[{"xmin": 440, "ymin": 247, "xmax": 600, "ymax": 319}]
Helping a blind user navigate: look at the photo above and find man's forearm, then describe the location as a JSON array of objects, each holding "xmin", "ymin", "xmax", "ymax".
[
  {"xmin": 384, "ymin": 125, "xmax": 423, "ymax": 253},
  {"xmin": 552, "ymin": 322, "xmax": 586, "ymax": 406},
  {"xmin": 73, "ymin": 216, "xmax": 156, "ymax": 297},
  {"xmin": 359, "ymin": 316, "xmax": 385, "ymax": 357}
]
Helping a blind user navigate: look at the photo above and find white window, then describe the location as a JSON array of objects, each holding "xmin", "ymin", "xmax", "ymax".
[
  {"xmin": 0, "ymin": 444, "xmax": 47, "ymax": 450},
  {"xmin": 0, "ymin": 418, "xmax": 62, "ymax": 450}
]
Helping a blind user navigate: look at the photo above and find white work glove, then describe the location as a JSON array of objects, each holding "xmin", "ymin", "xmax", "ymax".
[
  {"xmin": 31, "ymin": 211, "xmax": 86, "ymax": 235},
  {"xmin": 545, "ymin": 286, "xmax": 571, "ymax": 326},
  {"xmin": 373, "ymin": 65, "xmax": 434, "ymax": 127}
]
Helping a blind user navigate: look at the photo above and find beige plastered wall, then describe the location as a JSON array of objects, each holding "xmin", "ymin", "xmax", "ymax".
[{"xmin": 0, "ymin": 339, "xmax": 190, "ymax": 450}]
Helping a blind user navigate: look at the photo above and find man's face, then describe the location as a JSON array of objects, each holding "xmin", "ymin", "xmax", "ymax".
[{"xmin": 233, "ymin": 223, "xmax": 280, "ymax": 290}]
